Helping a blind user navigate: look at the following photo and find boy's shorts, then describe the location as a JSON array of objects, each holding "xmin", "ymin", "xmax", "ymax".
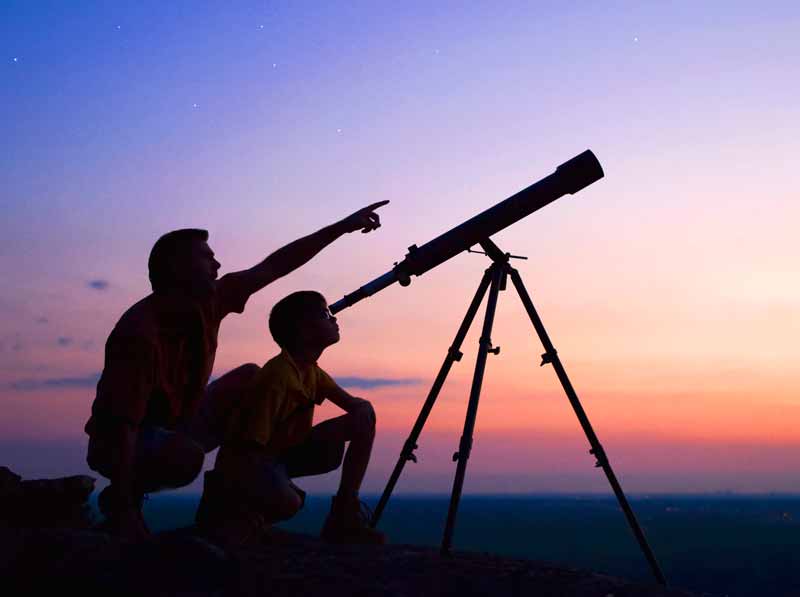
[{"xmin": 230, "ymin": 436, "xmax": 345, "ymax": 510}]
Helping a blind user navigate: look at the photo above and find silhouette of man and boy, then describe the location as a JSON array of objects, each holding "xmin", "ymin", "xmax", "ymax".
[{"xmin": 85, "ymin": 201, "xmax": 389, "ymax": 545}]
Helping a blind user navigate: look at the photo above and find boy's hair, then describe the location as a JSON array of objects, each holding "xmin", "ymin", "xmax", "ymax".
[
  {"xmin": 269, "ymin": 290, "xmax": 327, "ymax": 349},
  {"xmin": 148, "ymin": 228, "xmax": 209, "ymax": 293}
]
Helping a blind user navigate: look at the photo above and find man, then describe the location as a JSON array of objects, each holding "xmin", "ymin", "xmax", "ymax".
[{"xmin": 85, "ymin": 201, "xmax": 388, "ymax": 541}]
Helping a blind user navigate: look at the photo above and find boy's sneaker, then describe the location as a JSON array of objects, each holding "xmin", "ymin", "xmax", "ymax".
[
  {"xmin": 195, "ymin": 470, "xmax": 272, "ymax": 549},
  {"xmin": 320, "ymin": 494, "xmax": 386, "ymax": 545},
  {"xmin": 95, "ymin": 485, "xmax": 149, "ymax": 535}
]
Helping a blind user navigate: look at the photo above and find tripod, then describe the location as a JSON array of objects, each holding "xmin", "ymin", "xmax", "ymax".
[{"xmin": 369, "ymin": 238, "xmax": 667, "ymax": 586}]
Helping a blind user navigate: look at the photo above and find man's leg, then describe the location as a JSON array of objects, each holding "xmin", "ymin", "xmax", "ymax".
[
  {"xmin": 184, "ymin": 363, "xmax": 260, "ymax": 453},
  {"xmin": 133, "ymin": 429, "xmax": 205, "ymax": 492},
  {"xmin": 90, "ymin": 426, "xmax": 204, "ymax": 538}
]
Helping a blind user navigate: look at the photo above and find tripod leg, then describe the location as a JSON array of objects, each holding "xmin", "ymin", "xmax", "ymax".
[
  {"xmin": 440, "ymin": 264, "xmax": 504, "ymax": 555},
  {"xmin": 507, "ymin": 268, "xmax": 667, "ymax": 586},
  {"xmin": 370, "ymin": 269, "xmax": 494, "ymax": 528}
]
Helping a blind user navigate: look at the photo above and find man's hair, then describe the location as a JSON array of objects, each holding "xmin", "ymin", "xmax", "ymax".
[
  {"xmin": 148, "ymin": 228, "xmax": 209, "ymax": 293},
  {"xmin": 269, "ymin": 291, "xmax": 327, "ymax": 349}
]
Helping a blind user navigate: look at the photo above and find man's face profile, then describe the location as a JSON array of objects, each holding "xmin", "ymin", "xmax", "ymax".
[{"xmin": 172, "ymin": 240, "xmax": 220, "ymax": 297}]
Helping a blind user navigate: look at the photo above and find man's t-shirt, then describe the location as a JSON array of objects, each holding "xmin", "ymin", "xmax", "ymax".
[
  {"xmin": 84, "ymin": 273, "xmax": 252, "ymax": 435},
  {"xmin": 225, "ymin": 350, "xmax": 336, "ymax": 456}
]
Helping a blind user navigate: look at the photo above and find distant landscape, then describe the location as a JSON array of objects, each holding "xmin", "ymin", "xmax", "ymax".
[{"xmin": 131, "ymin": 493, "xmax": 800, "ymax": 597}]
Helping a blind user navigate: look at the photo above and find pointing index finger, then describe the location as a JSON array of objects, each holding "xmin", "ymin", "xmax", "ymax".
[{"xmin": 362, "ymin": 200, "xmax": 390, "ymax": 212}]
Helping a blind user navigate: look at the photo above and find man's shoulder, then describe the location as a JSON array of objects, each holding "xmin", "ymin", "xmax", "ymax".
[{"xmin": 109, "ymin": 296, "xmax": 159, "ymax": 345}]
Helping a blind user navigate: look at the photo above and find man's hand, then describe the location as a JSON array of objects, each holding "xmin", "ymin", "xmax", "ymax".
[{"xmin": 339, "ymin": 201, "xmax": 390, "ymax": 234}]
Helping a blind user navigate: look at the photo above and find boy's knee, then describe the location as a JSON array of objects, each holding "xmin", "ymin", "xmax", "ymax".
[
  {"xmin": 353, "ymin": 401, "xmax": 376, "ymax": 437},
  {"xmin": 272, "ymin": 486, "xmax": 303, "ymax": 521},
  {"xmin": 165, "ymin": 435, "xmax": 205, "ymax": 487}
]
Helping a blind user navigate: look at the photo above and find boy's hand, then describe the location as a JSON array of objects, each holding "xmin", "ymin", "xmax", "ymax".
[{"xmin": 339, "ymin": 201, "xmax": 389, "ymax": 234}]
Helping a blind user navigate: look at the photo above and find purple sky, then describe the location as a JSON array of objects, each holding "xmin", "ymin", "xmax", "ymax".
[{"xmin": 2, "ymin": 2, "xmax": 799, "ymax": 494}]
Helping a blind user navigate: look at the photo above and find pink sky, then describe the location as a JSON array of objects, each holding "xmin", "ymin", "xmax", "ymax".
[{"xmin": 2, "ymin": 2, "xmax": 799, "ymax": 493}]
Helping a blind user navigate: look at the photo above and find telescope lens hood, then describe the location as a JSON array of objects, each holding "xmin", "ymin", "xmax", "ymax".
[{"xmin": 556, "ymin": 150, "xmax": 604, "ymax": 195}]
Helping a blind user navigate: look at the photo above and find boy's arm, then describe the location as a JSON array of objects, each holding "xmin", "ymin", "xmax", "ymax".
[
  {"xmin": 325, "ymin": 383, "xmax": 376, "ymax": 428},
  {"xmin": 232, "ymin": 201, "xmax": 389, "ymax": 297}
]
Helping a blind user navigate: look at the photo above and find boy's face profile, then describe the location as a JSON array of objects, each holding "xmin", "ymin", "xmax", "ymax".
[{"xmin": 297, "ymin": 299, "xmax": 340, "ymax": 351}]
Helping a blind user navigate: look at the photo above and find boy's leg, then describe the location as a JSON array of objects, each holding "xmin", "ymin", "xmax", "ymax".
[
  {"xmin": 199, "ymin": 449, "xmax": 304, "ymax": 547},
  {"xmin": 302, "ymin": 403, "xmax": 376, "ymax": 497},
  {"xmin": 283, "ymin": 404, "xmax": 385, "ymax": 544}
]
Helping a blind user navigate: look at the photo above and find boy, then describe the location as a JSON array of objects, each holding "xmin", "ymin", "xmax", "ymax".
[{"xmin": 198, "ymin": 291, "xmax": 385, "ymax": 546}]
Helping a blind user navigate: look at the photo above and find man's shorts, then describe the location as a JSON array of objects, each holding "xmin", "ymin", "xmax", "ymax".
[
  {"xmin": 86, "ymin": 363, "xmax": 258, "ymax": 478},
  {"xmin": 86, "ymin": 425, "xmax": 189, "ymax": 479}
]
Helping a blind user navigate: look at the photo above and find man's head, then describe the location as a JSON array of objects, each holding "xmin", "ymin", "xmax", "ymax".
[
  {"xmin": 148, "ymin": 229, "xmax": 220, "ymax": 297},
  {"xmin": 269, "ymin": 291, "xmax": 340, "ymax": 355}
]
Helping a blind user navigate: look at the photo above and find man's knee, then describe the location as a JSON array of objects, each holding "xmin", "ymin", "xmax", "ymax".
[
  {"xmin": 210, "ymin": 363, "xmax": 259, "ymax": 394},
  {"xmin": 204, "ymin": 363, "xmax": 259, "ymax": 416}
]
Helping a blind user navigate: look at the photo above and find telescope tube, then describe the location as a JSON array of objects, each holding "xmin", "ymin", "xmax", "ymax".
[{"xmin": 330, "ymin": 149, "xmax": 603, "ymax": 314}]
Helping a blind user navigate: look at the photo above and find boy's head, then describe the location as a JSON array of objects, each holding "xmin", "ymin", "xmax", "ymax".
[{"xmin": 269, "ymin": 291, "xmax": 340, "ymax": 354}]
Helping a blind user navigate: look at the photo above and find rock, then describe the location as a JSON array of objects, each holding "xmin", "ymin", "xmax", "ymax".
[
  {"xmin": 0, "ymin": 525, "xmax": 712, "ymax": 597},
  {"xmin": 0, "ymin": 466, "xmax": 96, "ymax": 529},
  {"xmin": 0, "ymin": 466, "xmax": 714, "ymax": 596},
  {"xmin": 0, "ymin": 466, "xmax": 22, "ymax": 495}
]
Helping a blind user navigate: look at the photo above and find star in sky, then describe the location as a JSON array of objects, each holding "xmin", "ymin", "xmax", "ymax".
[
  {"xmin": 336, "ymin": 128, "xmax": 342, "ymax": 134},
  {"xmin": 12, "ymin": 57, "xmax": 19, "ymax": 63},
  {"xmin": 258, "ymin": 24, "xmax": 265, "ymax": 30},
  {"xmin": 192, "ymin": 103, "xmax": 199, "ymax": 109},
  {"xmin": 634, "ymin": 36, "xmax": 639, "ymax": 42}
]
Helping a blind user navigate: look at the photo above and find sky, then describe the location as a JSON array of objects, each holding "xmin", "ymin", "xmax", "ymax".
[{"xmin": 1, "ymin": 1, "xmax": 799, "ymax": 495}]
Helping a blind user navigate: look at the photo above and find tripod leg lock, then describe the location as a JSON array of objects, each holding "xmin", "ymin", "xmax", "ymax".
[
  {"xmin": 589, "ymin": 445, "xmax": 609, "ymax": 468},
  {"xmin": 402, "ymin": 440, "xmax": 419, "ymax": 463},
  {"xmin": 453, "ymin": 435, "xmax": 473, "ymax": 462},
  {"xmin": 540, "ymin": 350, "xmax": 558, "ymax": 366},
  {"xmin": 447, "ymin": 346, "xmax": 463, "ymax": 362},
  {"xmin": 479, "ymin": 337, "xmax": 500, "ymax": 355}
]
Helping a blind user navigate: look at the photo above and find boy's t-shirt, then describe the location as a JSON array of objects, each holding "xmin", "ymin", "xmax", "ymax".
[{"xmin": 226, "ymin": 350, "xmax": 336, "ymax": 456}]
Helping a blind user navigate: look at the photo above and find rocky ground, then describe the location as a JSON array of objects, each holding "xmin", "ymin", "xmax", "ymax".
[{"xmin": 1, "ymin": 467, "xmax": 712, "ymax": 597}]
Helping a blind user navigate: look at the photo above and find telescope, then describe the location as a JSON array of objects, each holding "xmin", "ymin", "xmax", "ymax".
[
  {"xmin": 330, "ymin": 149, "xmax": 604, "ymax": 314},
  {"xmin": 335, "ymin": 149, "xmax": 669, "ymax": 586}
]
